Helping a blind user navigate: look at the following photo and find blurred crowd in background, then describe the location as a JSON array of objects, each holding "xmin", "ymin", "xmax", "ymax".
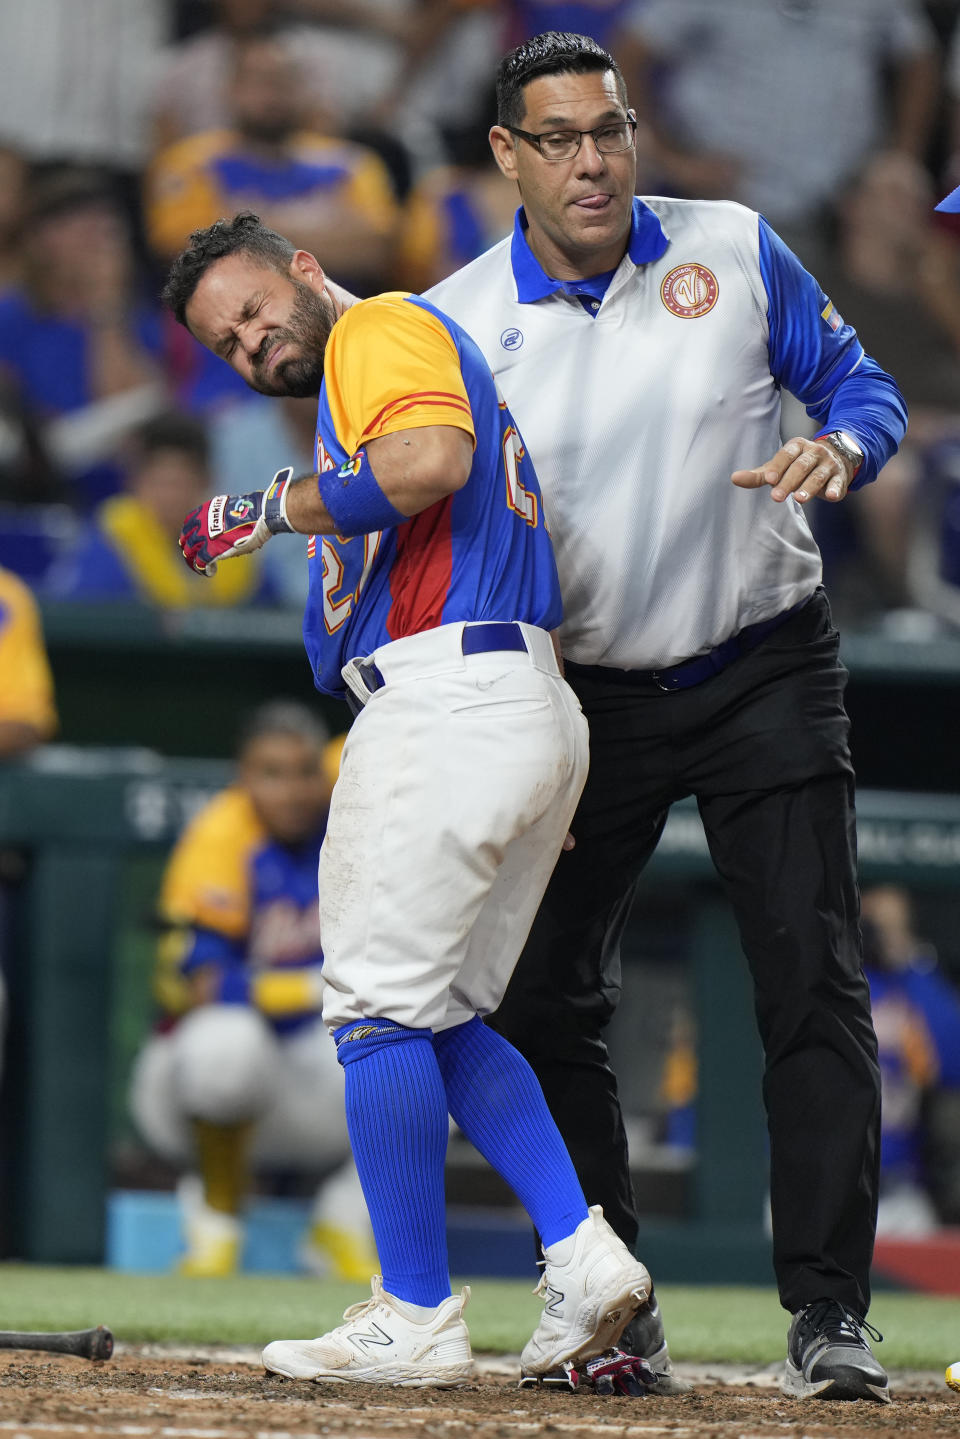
[
  {"xmin": 4, "ymin": 0, "xmax": 960, "ymax": 1256},
  {"xmin": 650, "ymin": 882, "xmax": 960, "ymax": 1236},
  {"xmin": 3, "ymin": 0, "xmax": 960, "ymax": 628}
]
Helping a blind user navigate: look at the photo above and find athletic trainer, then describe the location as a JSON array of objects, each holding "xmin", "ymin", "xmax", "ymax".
[{"xmin": 427, "ymin": 31, "xmax": 908, "ymax": 1403}]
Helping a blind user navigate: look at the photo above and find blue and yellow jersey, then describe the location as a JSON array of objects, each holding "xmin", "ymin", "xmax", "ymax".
[
  {"xmin": 867, "ymin": 964, "xmax": 960, "ymax": 1179},
  {"xmin": 155, "ymin": 786, "xmax": 326, "ymax": 1033},
  {"xmin": 302, "ymin": 293, "xmax": 562, "ymax": 696},
  {"xmin": 0, "ymin": 567, "xmax": 57, "ymax": 739},
  {"xmin": 146, "ymin": 128, "xmax": 398, "ymax": 261},
  {"xmin": 661, "ymin": 966, "xmax": 960, "ymax": 1176}
]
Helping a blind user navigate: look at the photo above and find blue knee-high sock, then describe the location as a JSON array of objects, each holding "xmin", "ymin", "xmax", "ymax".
[
  {"xmin": 334, "ymin": 1019, "xmax": 451, "ymax": 1306},
  {"xmin": 433, "ymin": 1016, "xmax": 588, "ymax": 1247}
]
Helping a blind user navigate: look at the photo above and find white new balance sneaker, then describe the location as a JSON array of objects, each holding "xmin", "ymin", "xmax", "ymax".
[
  {"xmin": 520, "ymin": 1206, "xmax": 652, "ymax": 1377},
  {"xmin": 261, "ymin": 1276, "xmax": 474, "ymax": 1388}
]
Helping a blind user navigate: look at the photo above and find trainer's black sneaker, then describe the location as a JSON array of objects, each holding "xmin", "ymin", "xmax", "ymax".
[
  {"xmin": 782, "ymin": 1299, "xmax": 889, "ymax": 1403},
  {"xmin": 618, "ymin": 1288, "xmax": 691, "ymax": 1395}
]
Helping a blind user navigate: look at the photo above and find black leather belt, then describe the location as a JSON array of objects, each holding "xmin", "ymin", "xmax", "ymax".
[{"xmin": 565, "ymin": 595, "xmax": 813, "ymax": 693}]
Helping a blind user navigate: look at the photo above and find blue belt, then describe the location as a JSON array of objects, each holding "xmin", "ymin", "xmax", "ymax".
[
  {"xmin": 352, "ymin": 621, "xmax": 528, "ymax": 707},
  {"xmin": 461, "ymin": 621, "xmax": 527, "ymax": 656},
  {"xmin": 565, "ymin": 596, "xmax": 813, "ymax": 693}
]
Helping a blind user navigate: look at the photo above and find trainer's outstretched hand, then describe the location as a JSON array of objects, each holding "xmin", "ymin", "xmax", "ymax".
[
  {"xmin": 179, "ymin": 468, "xmax": 294, "ymax": 576},
  {"xmin": 731, "ymin": 436, "xmax": 854, "ymax": 505}
]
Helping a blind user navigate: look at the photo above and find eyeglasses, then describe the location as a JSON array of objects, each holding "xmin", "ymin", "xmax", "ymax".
[{"xmin": 505, "ymin": 114, "xmax": 637, "ymax": 162}]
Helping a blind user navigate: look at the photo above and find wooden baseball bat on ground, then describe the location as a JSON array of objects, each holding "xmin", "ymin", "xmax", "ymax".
[{"xmin": 0, "ymin": 1325, "xmax": 113, "ymax": 1360}]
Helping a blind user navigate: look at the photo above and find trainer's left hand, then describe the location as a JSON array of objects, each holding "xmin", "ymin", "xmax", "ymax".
[
  {"xmin": 731, "ymin": 436, "xmax": 854, "ymax": 505},
  {"xmin": 179, "ymin": 491, "xmax": 271, "ymax": 577}
]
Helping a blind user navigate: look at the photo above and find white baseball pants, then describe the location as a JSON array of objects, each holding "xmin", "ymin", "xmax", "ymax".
[{"xmin": 318, "ymin": 621, "xmax": 589, "ymax": 1033}]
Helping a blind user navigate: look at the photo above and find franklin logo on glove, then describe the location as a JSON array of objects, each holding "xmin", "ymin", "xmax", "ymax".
[{"xmin": 207, "ymin": 495, "xmax": 227, "ymax": 537}]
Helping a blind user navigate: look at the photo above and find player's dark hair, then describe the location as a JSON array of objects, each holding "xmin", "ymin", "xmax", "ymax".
[
  {"xmin": 161, "ymin": 211, "xmax": 296, "ymax": 327},
  {"xmin": 236, "ymin": 701, "xmax": 331, "ymax": 758},
  {"xmin": 132, "ymin": 411, "xmax": 210, "ymax": 468},
  {"xmin": 496, "ymin": 31, "xmax": 626, "ymax": 129}
]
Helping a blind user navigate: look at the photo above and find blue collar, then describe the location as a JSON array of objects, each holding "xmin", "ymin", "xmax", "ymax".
[{"xmin": 510, "ymin": 196, "xmax": 669, "ymax": 303}]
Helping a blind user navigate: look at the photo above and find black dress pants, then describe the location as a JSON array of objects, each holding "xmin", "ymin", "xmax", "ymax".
[{"xmin": 488, "ymin": 590, "xmax": 882, "ymax": 1316}]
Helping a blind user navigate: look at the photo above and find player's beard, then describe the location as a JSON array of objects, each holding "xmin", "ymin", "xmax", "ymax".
[{"xmin": 249, "ymin": 281, "xmax": 335, "ymax": 398}]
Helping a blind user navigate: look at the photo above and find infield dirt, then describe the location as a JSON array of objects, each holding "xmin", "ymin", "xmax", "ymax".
[{"xmin": 1, "ymin": 1349, "xmax": 958, "ymax": 1439}]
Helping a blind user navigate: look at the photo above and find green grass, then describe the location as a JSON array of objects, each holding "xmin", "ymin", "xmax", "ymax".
[
  {"xmin": 1, "ymin": 1267, "xmax": 958, "ymax": 1370},
  {"xmin": 0, "ymin": 1268, "xmax": 538, "ymax": 1354}
]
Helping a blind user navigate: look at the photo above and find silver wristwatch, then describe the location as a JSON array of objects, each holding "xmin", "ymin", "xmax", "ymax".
[{"xmin": 821, "ymin": 429, "xmax": 864, "ymax": 475}]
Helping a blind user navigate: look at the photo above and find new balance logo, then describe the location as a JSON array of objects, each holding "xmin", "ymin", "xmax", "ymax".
[
  {"xmin": 544, "ymin": 1285, "xmax": 565, "ymax": 1317},
  {"xmin": 348, "ymin": 1322, "xmax": 395, "ymax": 1352}
]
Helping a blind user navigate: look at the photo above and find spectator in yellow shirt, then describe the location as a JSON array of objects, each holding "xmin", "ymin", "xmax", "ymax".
[
  {"xmin": 145, "ymin": 28, "xmax": 398, "ymax": 296},
  {"xmin": 45, "ymin": 412, "xmax": 274, "ymax": 608},
  {"xmin": 0, "ymin": 565, "xmax": 57, "ymax": 758}
]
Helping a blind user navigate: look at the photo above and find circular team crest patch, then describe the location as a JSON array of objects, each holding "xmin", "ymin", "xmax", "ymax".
[{"xmin": 660, "ymin": 262, "xmax": 719, "ymax": 318}]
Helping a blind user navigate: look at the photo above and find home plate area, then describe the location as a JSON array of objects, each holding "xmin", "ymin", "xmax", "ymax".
[{"xmin": 1, "ymin": 1349, "xmax": 957, "ymax": 1439}]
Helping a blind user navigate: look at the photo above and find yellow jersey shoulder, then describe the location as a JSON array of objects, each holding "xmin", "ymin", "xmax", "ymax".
[
  {"xmin": 330, "ymin": 293, "xmax": 457, "ymax": 358},
  {"xmin": 325, "ymin": 295, "xmax": 471, "ymax": 452},
  {"xmin": 153, "ymin": 128, "xmax": 236, "ymax": 174},
  {"xmin": 160, "ymin": 786, "xmax": 264, "ymax": 937},
  {"xmin": 0, "ymin": 568, "xmax": 57, "ymax": 736}
]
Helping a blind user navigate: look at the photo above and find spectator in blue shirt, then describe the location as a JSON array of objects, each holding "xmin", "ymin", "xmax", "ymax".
[
  {"xmin": 0, "ymin": 170, "xmax": 167, "ymax": 508},
  {"xmin": 861, "ymin": 884, "xmax": 960, "ymax": 1233},
  {"xmin": 45, "ymin": 412, "xmax": 275, "ymax": 607}
]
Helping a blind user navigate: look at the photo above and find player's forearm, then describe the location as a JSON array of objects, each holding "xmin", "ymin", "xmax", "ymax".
[
  {"xmin": 283, "ymin": 425, "xmax": 473, "ymax": 534},
  {"xmin": 282, "ymin": 473, "xmax": 341, "ymax": 534},
  {"xmin": 365, "ymin": 425, "xmax": 472, "ymax": 514},
  {"xmin": 180, "ymin": 427, "xmax": 473, "ymax": 574}
]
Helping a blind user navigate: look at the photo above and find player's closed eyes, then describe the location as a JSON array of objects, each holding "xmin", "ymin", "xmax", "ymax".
[{"xmin": 221, "ymin": 301, "xmax": 266, "ymax": 357}]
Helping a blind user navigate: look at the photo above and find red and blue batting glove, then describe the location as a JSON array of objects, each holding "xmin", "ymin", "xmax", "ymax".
[{"xmin": 179, "ymin": 467, "xmax": 295, "ymax": 576}]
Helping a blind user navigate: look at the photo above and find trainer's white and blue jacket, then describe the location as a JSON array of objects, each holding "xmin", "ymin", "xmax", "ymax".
[{"xmin": 428, "ymin": 197, "xmax": 908, "ymax": 671}]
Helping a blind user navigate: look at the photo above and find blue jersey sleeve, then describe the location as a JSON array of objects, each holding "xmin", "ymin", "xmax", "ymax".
[
  {"xmin": 758, "ymin": 217, "xmax": 908, "ymax": 488},
  {"xmin": 179, "ymin": 925, "xmax": 245, "ymax": 975}
]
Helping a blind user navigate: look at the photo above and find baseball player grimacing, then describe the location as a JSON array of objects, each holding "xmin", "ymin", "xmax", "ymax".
[{"xmin": 161, "ymin": 211, "xmax": 653, "ymax": 1388}]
